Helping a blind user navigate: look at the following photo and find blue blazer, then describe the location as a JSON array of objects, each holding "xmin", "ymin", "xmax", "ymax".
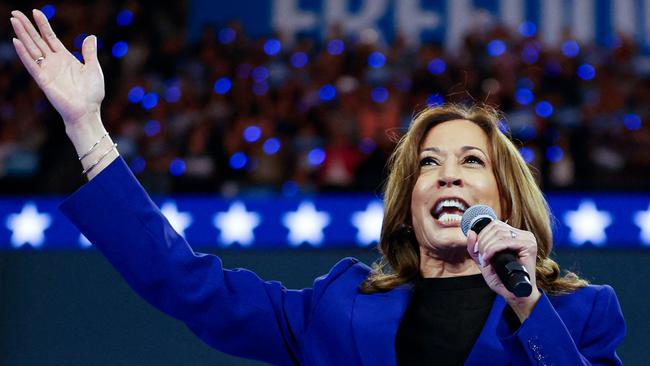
[{"xmin": 60, "ymin": 157, "xmax": 625, "ymax": 366}]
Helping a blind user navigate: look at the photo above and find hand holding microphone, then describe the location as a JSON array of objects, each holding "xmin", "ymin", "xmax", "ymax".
[{"xmin": 462, "ymin": 205, "xmax": 541, "ymax": 320}]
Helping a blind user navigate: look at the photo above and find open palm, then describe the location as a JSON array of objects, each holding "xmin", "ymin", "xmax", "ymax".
[{"xmin": 10, "ymin": 9, "xmax": 104, "ymax": 127}]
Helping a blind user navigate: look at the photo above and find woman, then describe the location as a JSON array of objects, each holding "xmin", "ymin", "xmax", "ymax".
[{"xmin": 9, "ymin": 9, "xmax": 624, "ymax": 365}]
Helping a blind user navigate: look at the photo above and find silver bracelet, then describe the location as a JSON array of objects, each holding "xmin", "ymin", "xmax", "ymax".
[
  {"xmin": 81, "ymin": 143, "xmax": 117, "ymax": 176},
  {"xmin": 78, "ymin": 132, "xmax": 109, "ymax": 161}
]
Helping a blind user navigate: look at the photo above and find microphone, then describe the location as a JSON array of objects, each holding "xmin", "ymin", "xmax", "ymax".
[{"xmin": 460, "ymin": 205, "xmax": 532, "ymax": 297}]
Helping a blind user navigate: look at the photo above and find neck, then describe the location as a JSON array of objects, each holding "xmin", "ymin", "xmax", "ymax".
[{"xmin": 419, "ymin": 245, "xmax": 481, "ymax": 278}]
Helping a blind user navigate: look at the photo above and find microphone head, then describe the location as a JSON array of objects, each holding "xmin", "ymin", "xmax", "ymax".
[{"xmin": 461, "ymin": 205, "xmax": 497, "ymax": 236}]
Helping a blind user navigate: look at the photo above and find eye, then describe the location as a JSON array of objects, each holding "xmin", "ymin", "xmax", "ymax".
[
  {"xmin": 419, "ymin": 156, "xmax": 439, "ymax": 167},
  {"xmin": 463, "ymin": 155, "xmax": 485, "ymax": 166}
]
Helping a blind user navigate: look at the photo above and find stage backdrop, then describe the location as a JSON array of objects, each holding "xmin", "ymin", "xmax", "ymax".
[{"xmin": 189, "ymin": 0, "xmax": 650, "ymax": 52}]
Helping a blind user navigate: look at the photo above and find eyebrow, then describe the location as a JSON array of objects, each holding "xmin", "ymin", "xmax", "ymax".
[{"xmin": 420, "ymin": 146, "xmax": 488, "ymax": 156}]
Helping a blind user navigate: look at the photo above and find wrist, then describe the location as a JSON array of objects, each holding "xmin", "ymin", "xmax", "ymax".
[
  {"xmin": 508, "ymin": 288, "xmax": 541, "ymax": 322},
  {"xmin": 65, "ymin": 114, "xmax": 106, "ymax": 149}
]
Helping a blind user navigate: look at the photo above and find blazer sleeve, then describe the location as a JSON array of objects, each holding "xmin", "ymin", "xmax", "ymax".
[
  {"xmin": 59, "ymin": 157, "xmax": 354, "ymax": 365},
  {"xmin": 496, "ymin": 286, "xmax": 625, "ymax": 365}
]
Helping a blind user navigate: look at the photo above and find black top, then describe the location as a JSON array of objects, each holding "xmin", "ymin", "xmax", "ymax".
[{"xmin": 395, "ymin": 274, "xmax": 496, "ymax": 366}]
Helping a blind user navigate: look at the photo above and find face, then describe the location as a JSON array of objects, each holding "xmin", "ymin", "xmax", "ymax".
[{"xmin": 410, "ymin": 119, "xmax": 502, "ymax": 251}]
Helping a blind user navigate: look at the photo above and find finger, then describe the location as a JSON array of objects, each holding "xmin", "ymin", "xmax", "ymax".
[
  {"xmin": 81, "ymin": 35, "xmax": 98, "ymax": 66},
  {"xmin": 10, "ymin": 17, "xmax": 42, "ymax": 60},
  {"xmin": 10, "ymin": 9, "xmax": 53, "ymax": 55},
  {"xmin": 466, "ymin": 230, "xmax": 480, "ymax": 264},
  {"xmin": 32, "ymin": 9, "xmax": 65, "ymax": 52},
  {"xmin": 475, "ymin": 221, "xmax": 505, "ymax": 248},
  {"xmin": 12, "ymin": 38, "xmax": 41, "ymax": 80},
  {"xmin": 482, "ymin": 241, "xmax": 529, "ymax": 264}
]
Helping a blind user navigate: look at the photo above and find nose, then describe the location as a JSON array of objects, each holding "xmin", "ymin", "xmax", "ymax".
[
  {"xmin": 437, "ymin": 164, "xmax": 464, "ymax": 188},
  {"xmin": 437, "ymin": 176, "xmax": 463, "ymax": 188}
]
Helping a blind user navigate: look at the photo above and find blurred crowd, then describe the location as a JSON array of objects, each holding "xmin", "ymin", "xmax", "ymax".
[{"xmin": 1, "ymin": 1, "xmax": 650, "ymax": 196}]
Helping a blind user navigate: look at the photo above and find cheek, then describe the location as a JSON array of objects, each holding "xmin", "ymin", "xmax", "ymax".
[
  {"xmin": 410, "ymin": 177, "xmax": 430, "ymax": 222},
  {"xmin": 475, "ymin": 175, "xmax": 502, "ymax": 215},
  {"xmin": 410, "ymin": 175, "xmax": 433, "ymax": 208}
]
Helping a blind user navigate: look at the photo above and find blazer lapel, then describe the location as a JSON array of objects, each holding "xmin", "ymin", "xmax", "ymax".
[
  {"xmin": 351, "ymin": 285, "xmax": 412, "ymax": 366},
  {"xmin": 464, "ymin": 295, "xmax": 511, "ymax": 366}
]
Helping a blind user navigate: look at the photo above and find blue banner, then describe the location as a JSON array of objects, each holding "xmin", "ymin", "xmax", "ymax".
[
  {"xmin": 1, "ymin": 193, "xmax": 649, "ymax": 250},
  {"xmin": 188, "ymin": 0, "xmax": 650, "ymax": 51}
]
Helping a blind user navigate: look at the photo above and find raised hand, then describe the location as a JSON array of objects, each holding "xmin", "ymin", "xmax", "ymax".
[{"xmin": 10, "ymin": 9, "xmax": 105, "ymax": 128}]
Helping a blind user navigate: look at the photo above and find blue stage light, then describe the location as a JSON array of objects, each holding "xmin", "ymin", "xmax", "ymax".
[
  {"xmin": 521, "ymin": 45, "xmax": 538, "ymax": 64},
  {"xmin": 486, "ymin": 40, "xmax": 506, "ymax": 57},
  {"xmin": 213, "ymin": 77, "xmax": 232, "ymax": 94},
  {"xmin": 319, "ymin": 84, "xmax": 336, "ymax": 101},
  {"xmin": 624, "ymin": 114, "xmax": 642, "ymax": 130},
  {"xmin": 428, "ymin": 58, "xmax": 446, "ymax": 75},
  {"xmin": 169, "ymin": 158, "xmax": 186, "ymax": 176},
  {"xmin": 229, "ymin": 152, "xmax": 248, "ymax": 170},
  {"xmin": 577, "ymin": 64, "xmax": 596, "ymax": 80},
  {"xmin": 263, "ymin": 138, "xmax": 281, "ymax": 155},
  {"xmin": 518, "ymin": 21, "xmax": 537, "ymax": 37},
  {"xmin": 165, "ymin": 86, "xmax": 181, "ymax": 103},
  {"xmin": 116, "ymin": 9, "xmax": 134, "ymax": 26},
  {"xmin": 128, "ymin": 86, "xmax": 145, "ymax": 103},
  {"xmin": 251, "ymin": 66, "xmax": 269, "ymax": 83},
  {"xmin": 264, "ymin": 39, "xmax": 282, "ymax": 56},
  {"xmin": 291, "ymin": 52, "xmax": 308, "ymax": 68},
  {"xmin": 243, "ymin": 126, "xmax": 262, "ymax": 143},
  {"xmin": 518, "ymin": 147, "xmax": 535, "ymax": 163},
  {"xmin": 308, "ymin": 148, "xmax": 326, "ymax": 166},
  {"xmin": 368, "ymin": 51, "xmax": 386, "ymax": 68},
  {"xmin": 41, "ymin": 4, "xmax": 56, "ymax": 20},
  {"xmin": 144, "ymin": 120, "xmax": 161, "ymax": 137},
  {"xmin": 561, "ymin": 40, "xmax": 580, "ymax": 58},
  {"xmin": 111, "ymin": 41, "xmax": 128, "ymax": 58},
  {"xmin": 141, "ymin": 92, "xmax": 158, "ymax": 110},
  {"xmin": 426, "ymin": 94, "xmax": 444, "ymax": 107},
  {"xmin": 515, "ymin": 88, "xmax": 534, "ymax": 105},
  {"xmin": 327, "ymin": 39, "xmax": 345, "ymax": 55},
  {"xmin": 546, "ymin": 146, "xmax": 564, "ymax": 162},
  {"xmin": 218, "ymin": 28, "xmax": 236, "ymax": 44},
  {"xmin": 371, "ymin": 87, "xmax": 388, "ymax": 103},
  {"xmin": 535, "ymin": 101, "xmax": 553, "ymax": 118}
]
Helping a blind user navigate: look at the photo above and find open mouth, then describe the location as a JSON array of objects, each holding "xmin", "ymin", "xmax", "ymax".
[{"xmin": 430, "ymin": 197, "xmax": 469, "ymax": 225}]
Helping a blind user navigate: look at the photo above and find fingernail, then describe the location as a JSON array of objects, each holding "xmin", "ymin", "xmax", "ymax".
[
  {"xmin": 478, "ymin": 253, "xmax": 485, "ymax": 267},
  {"xmin": 473, "ymin": 242, "xmax": 479, "ymax": 254}
]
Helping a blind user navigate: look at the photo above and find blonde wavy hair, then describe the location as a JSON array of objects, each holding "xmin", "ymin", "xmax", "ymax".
[{"xmin": 361, "ymin": 104, "xmax": 588, "ymax": 295}]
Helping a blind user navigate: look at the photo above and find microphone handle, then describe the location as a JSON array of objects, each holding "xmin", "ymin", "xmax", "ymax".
[{"xmin": 490, "ymin": 251, "xmax": 532, "ymax": 297}]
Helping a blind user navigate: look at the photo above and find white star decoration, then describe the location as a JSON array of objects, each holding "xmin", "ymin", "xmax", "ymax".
[
  {"xmin": 351, "ymin": 201, "xmax": 384, "ymax": 246},
  {"xmin": 5, "ymin": 202, "xmax": 52, "ymax": 248},
  {"xmin": 563, "ymin": 200, "xmax": 612, "ymax": 246},
  {"xmin": 634, "ymin": 204, "xmax": 650, "ymax": 246},
  {"xmin": 213, "ymin": 201, "xmax": 260, "ymax": 246},
  {"xmin": 283, "ymin": 201, "xmax": 330, "ymax": 247},
  {"xmin": 160, "ymin": 201, "xmax": 193, "ymax": 238},
  {"xmin": 79, "ymin": 233, "xmax": 92, "ymax": 248}
]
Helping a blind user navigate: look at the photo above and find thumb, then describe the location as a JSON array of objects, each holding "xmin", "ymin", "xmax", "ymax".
[
  {"xmin": 81, "ymin": 35, "xmax": 98, "ymax": 66},
  {"xmin": 466, "ymin": 230, "xmax": 479, "ymax": 263}
]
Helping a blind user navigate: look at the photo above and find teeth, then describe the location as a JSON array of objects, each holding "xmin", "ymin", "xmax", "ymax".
[
  {"xmin": 434, "ymin": 199, "xmax": 467, "ymax": 215},
  {"xmin": 438, "ymin": 213, "xmax": 463, "ymax": 223}
]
